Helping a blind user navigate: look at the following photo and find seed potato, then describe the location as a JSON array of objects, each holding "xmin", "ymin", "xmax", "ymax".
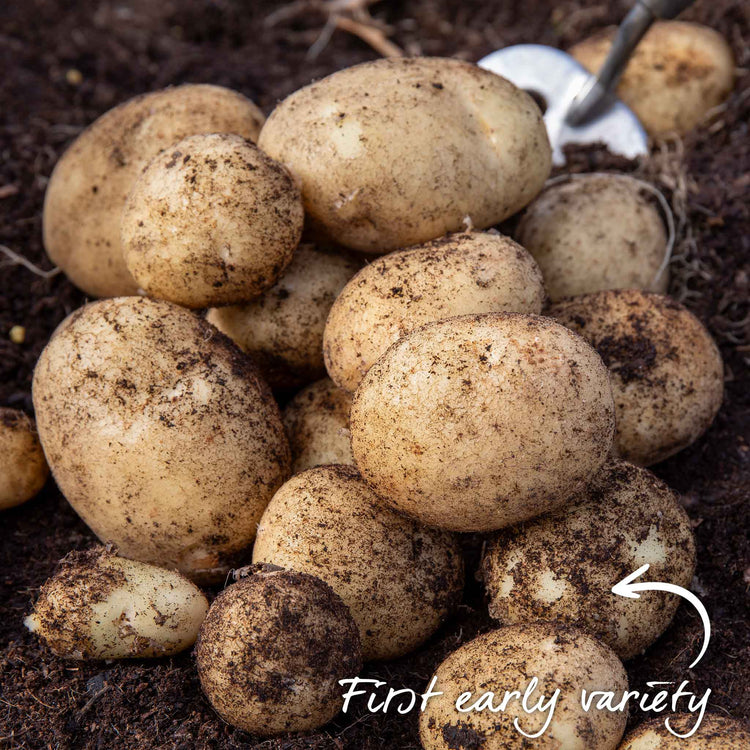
[
  {"xmin": 0, "ymin": 408, "xmax": 49, "ymax": 510},
  {"xmin": 619, "ymin": 714, "xmax": 750, "ymax": 749}
]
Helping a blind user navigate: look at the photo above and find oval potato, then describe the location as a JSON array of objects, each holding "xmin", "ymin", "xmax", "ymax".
[
  {"xmin": 0, "ymin": 408, "xmax": 49, "ymax": 510},
  {"xmin": 620, "ymin": 714, "xmax": 750, "ymax": 749}
]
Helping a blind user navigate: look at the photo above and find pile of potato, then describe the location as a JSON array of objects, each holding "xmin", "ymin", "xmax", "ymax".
[{"xmin": 7, "ymin": 39, "xmax": 745, "ymax": 747}]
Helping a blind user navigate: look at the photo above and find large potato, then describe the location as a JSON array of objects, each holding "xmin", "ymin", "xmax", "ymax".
[
  {"xmin": 620, "ymin": 714, "xmax": 750, "ymax": 749},
  {"xmin": 43, "ymin": 84, "xmax": 265, "ymax": 298},
  {"xmin": 258, "ymin": 57, "xmax": 551, "ymax": 253},
  {"xmin": 32, "ymin": 297, "xmax": 290, "ymax": 582},
  {"xmin": 324, "ymin": 231, "xmax": 545, "ymax": 392},
  {"xmin": 0, "ymin": 408, "xmax": 49, "ymax": 510},
  {"xmin": 350, "ymin": 313, "xmax": 615, "ymax": 532}
]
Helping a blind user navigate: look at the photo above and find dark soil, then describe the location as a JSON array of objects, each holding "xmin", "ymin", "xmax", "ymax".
[{"xmin": 1, "ymin": 1, "xmax": 748, "ymax": 748}]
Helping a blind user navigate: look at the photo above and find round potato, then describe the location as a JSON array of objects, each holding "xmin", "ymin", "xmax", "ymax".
[
  {"xmin": 0, "ymin": 408, "xmax": 49, "ymax": 510},
  {"xmin": 620, "ymin": 714, "xmax": 750, "ymax": 749},
  {"xmin": 253, "ymin": 465, "xmax": 464, "ymax": 660},
  {"xmin": 324, "ymin": 231, "xmax": 545, "ymax": 392},
  {"xmin": 32, "ymin": 297, "xmax": 290, "ymax": 582},
  {"xmin": 208, "ymin": 245, "xmax": 359, "ymax": 388},
  {"xmin": 550, "ymin": 290, "xmax": 723, "ymax": 466},
  {"xmin": 351, "ymin": 313, "xmax": 615, "ymax": 532},
  {"xmin": 258, "ymin": 57, "xmax": 551, "ymax": 253},
  {"xmin": 516, "ymin": 174, "xmax": 669, "ymax": 301},
  {"xmin": 43, "ymin": 84, "xmax": 265, "ymax": 298}
]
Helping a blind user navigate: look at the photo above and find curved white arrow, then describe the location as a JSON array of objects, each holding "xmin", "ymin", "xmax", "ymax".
[{"xmin": 612, "ymin": 563, "xmax": 710, "ymax": 669}]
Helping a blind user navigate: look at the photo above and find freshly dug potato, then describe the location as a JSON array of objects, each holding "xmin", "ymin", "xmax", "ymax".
[
  {"xmin": 481, "ymin": 459, "xmax": 696, "ymax": 660},
  {"xmin": 420, "ymin": 623, "xmax": 628, "ymax": 750},
  {"xmin": 258, "ymin": 57, "xmax": 551, "ymax": 253},
  {"xmin": 43, "ymin": 84, "xmax": 265, "ymax": 298},
  {"xmin": 517, "ymin": 175, "xmax": 669, "ymax": 301},
  {"xmin": 620, "ymin": 714, "xmax": 750, "ymax": 749},
  {"xmin": 550, "ymin": 290, "xmax": 723, "ymax": 466},
  {"xmin": 25, "ymin": 548, "xmax": 208, "ymax": 659},
  {"xmin": 283, "ymin": 379, "xmax": 354, "ymax": 473},
  {"xmin": 195, "ymin": 566, "xmax": 362, "ymax": 735},
  {"xmin": 207, "ymin": 245, "xmax": 359, "ymax": 388},
  {"xmin": 122, "ymin": 133, "xmax": 303, "ymax": 308},
  {"xmin": 0, "ymin": 408, "xmax": 48, "ymax": 510},
  {"xmin": 32, "ymin": 297, "xmax": 290, "ymax": 582},
  {"xmin": 351, "ymin": 313, "xmax": 614, "ymax": 532},
  {"xmin": 570, "ymin": 21, "xmax": 734, "ymax": 136},
  {"xmin": 253, "ymin": 465, "xmax": 464, "ymax": 660},
  {"xmin": 324, "ymin": 232, "xmax": 545, "ymax": 392}
]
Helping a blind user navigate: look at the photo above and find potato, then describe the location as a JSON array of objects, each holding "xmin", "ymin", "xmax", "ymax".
[
  {"xmin": 253, "ymin": 465, "xmax": 464, "ymax": 660},
  {"xmin": 43, "ymin": 84, "xmax": 265, "ymax": 298},
  {"xmin": 207, "ymin": 245, "xmax": 359, "ymax": 388},
  {"xmin": 283, "ymin": 379, "xmax": 354, "ymax": 473},
  {"xmin": 32, "ymin": 297, "xmax": 290, "ymax": 582},
  {"xmin": 195, "ymin": 565, "xmax": 362, "ymax": 735},
  {"xmin": 122, "ymin": 133, "xmax": 303, "ymax": 309},
  {"xmin": 351, "ymin": 313, "xmax": 614, "ymax": 532},
  {"xmin": 570, "ymin": 21, "xmax": 734, "ymax": 136},
  {"xmin": 419, "ymin": 623, "xmax": 628, "ymax": 750},
  {"xmin": 481, "ymin": 458, "xmax": 696, "ymax": 660},
  {"xmin": 620, "ymin": 714, "xmax": 750, "ymax": 749},
  {"xmin": 550, "ymin": 290, "xmax": 723, "ymax": 466},
  {"xmin": 324, "ymin": 231, "xmax": 545, "ymax": 392},
  {"xmin": 258, "ymin": 57, "xmax": 551, "ymax": 254},
  {"xmin": 516, "ymin": 175, "xmax": 669, "ymax": 301},
  {"xmin": 25, "ymin": 548, "xmax": 208, "ymax": 659},
  {"xmin": 0, "ymin": 408, "xmax": 49, "ymax": 510}
]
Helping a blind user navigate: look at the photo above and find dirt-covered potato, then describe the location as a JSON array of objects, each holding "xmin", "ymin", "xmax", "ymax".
[
  {"xmin": 570, "ymin": 21, "xmax": 734, "ymax": 136},
  {"xmin": 253, "ymin": 465, "xmax": 464, "ymax": 660},
  {"xmin": 419, "ymin": 623, "xmax": 628, "ymax": 750},
  {"xmin": 481, "ymin": 459, "xmax": 695, "ymax": 660},
  {"xmin": 25, "ymin": 548, "xmax": 208, "ymax": 659},
  {"xmin": 517, "ymin": 175, "xmax": 669, "ymax": 301},
  {"xmin": 207, "ymin": 245, "xmax": 359, "ymax": 388},
  {"xmin": 258, "ymin": 57, "xmax": 550, "ymax": 254},
  {"xmin": 550, "ymin": 290, "xmax": 723, "ymax": 466},
  {"xmin": 32, "ymin": 297, "xmax": 290, "ymax": 582},
  {"xmin": 351, "ymin": 313, "xmax": 614, "ymax": 532},
  {"xmin": 620, "ymin": 714, "xmax": 750, "ymax": 749},
  {"xmin": 283, "ymin": 379, "xmax": 354, "ymax": 473},
  {"xmin": 195, "ymin": 566, "xmax": 362, "ymax": 735},
  {"xmin": 0, "ymin": 408, "xmax": 48, "ymax": 510},
  {"xmin": 324, "ymin": 232, "xmax": 545, "ymax": 392},
  {"xmin": 43, "ymin": 84, "xmax": 265, "ymax": 298},
  {"xmin": 122, "ymin": 133, "xmax": 303, "ymax": 308}
]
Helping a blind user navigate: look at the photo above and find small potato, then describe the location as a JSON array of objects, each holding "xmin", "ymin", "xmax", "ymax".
[
  {"xmin": 0, "ymin": 408, "xmax": 49, "ymax": 509},
  {"xmin": 207, "ymin": 245, "xmax": 359, "ymax": 388},
  {"xmin": 517, "ymin": 174, "xmax": 669, "ymax": 301},
  {"xmin": 253, "ymin": 465, "xmax": 464, "ymax": 660},
  {"xmin": 419, "ymin": 623, "xmax": 628, "ymax": 750},
  {"xmin": 25, "ymin": 548, "xmax": 208, "ymax": 659},
  {"xmin": 481, "ymin": 459, "xmax": 696, "ymax": 660},
  {"xmin": 43, "ymin": 84, "xmax": 265, "ymax": 298},
  {"xmin": 324, "ymin": 232, "xmax": 545, "ymax": 392},
  {"xmin": 195, "ymin": 566, "xmax": 362, "ymax": 735},
  {"xmin": 283, "ymin": 379, "xmax": 354, "ymax": 473},
  {"xmin": 620, "ymin": 714, "xmax": 750, "ymax": 749},
  {"xmin": 550, "ymin": 290, "xmax": 723, "ymax": 466},
  {"xmin": 351, "ymin": 313, "xmax": 615, "ymax": 532},
  {"xmin": 259, "ymin": 57, "xmax": 550, "ymax": 253},
  {"xmin": 570, "ymin": 21, "xmax": 734, "ymax": 136}
]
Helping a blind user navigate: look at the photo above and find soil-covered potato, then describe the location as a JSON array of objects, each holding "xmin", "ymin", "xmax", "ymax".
[
  {"xmin": 324, "ymin": 232, "xmax": 545, "ymax": 392},
  {"xmin": 351, "ymin": 313, "xmax": 614, "ymax": 532},
  {"xmin": 0, "ymin": 408, "xmax": 48, "ymax": 510},
  {"xmin": 252, "ymin": 465, "xmax": 464, "ymax": 660},
  {"xmin": 620, "ymin": 714, "xmax": 750, "ymax": 749},
  {"xmin": 32, "ymin": 297, "xmax": 290, "ymax": 582},
  {"xmin": 195, "ymin": 566, "xmax": 362, "ymax": 735},
  {"xmin": 43, "ymin": 84, "xmax": 265, "ymax": 298},
  {"xmin": 550, "ymin": 290, "xmax": 723, "ymax": 466},
  {"xmin": 481, "ymin": 459, "xmax": 696, "ymax": 660},
  {"xmin": 258, "ymin": 57, "xmax": 550, "ymax": 254}
]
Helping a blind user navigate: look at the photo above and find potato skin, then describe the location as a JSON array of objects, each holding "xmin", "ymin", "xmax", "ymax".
[
  {"xmin": 350, "ymin": 313, "xmax": 615, "ymax": 532},
  {"xmin": 481, "ymin": 459, "xmax": 695, "ymax": 660},
  {"xmin": 43, "ymin": 84, "xmax": 265, "ymax": 298},
  {"xmin": 550, "ymin": 290, "xmax": 723, "ymax": 466},
  {"xmin": 258, "ymin": 57, "xmax": 550, "ymax": 253},
  {"xmin": 0, "ymin": 408, "xmax": 49, "ymax": 509},
  {"xmin": 252, "ymin": 465, "xmax": 464, "ymax": 660},
  {"xmin": 620, "ymin": 714, "xmax": 750, "ymax": 749},
  {"xmin": 324, "ymin": 232, "xmax": 545, "ymax": 392},
  {"xmin": 32, "ymin": 297, "xmax": 290, "ymax": 582}
]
